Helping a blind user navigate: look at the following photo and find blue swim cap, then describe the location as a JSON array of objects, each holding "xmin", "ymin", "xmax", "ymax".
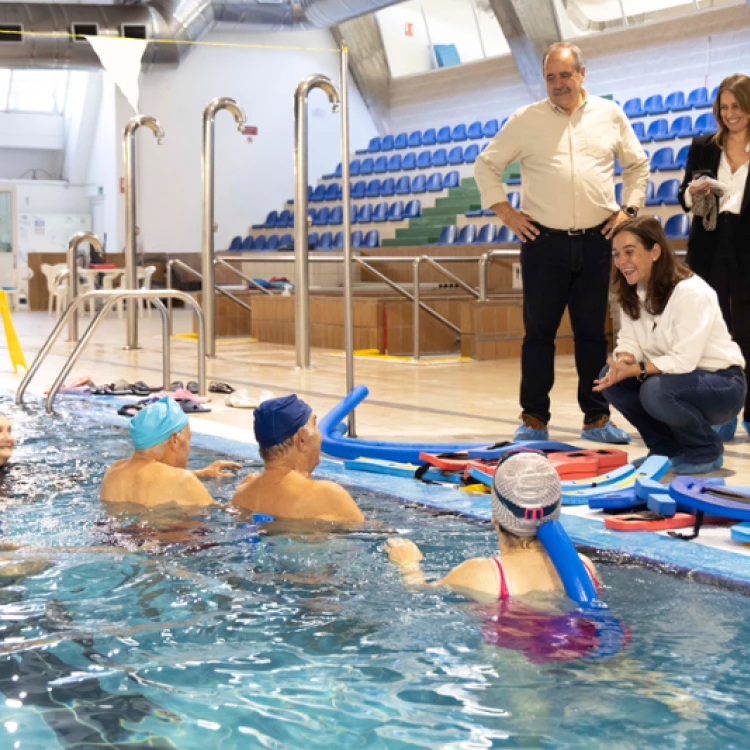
[
  {"xmin": 254, "ymin": 394, "xmax": 312, "ymax": 449},
  {"xmin": 128, "ymin": 396, "xmax": 189, "ymax": 450}
]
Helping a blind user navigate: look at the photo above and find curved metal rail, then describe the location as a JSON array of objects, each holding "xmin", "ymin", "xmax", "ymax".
[{"xmin": 16, "ymin": 289, "xmax": 205, "ymax": 414}]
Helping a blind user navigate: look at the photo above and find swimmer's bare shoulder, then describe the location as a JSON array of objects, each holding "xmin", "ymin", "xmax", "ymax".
[
  {"xmin": 310, "ymin": 480, "xmax": 364, "ymax": 522},
  {"xmin": 102, "ymin": 463, "xmax": 214, "ymax": 507},
  {"xmin": 231, "ymin": 472, "xmax": 260, "ymax": 509},
  {"xmin": 438, "ymin": 558, "xmax": 498, "ymax": 596}
]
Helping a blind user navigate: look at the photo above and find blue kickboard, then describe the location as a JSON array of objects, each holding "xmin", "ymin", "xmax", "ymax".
[
  {"xmin": 562, "ymin": 456, "xmax": 671, "ymax": 505},
  {"xmin": 647, "ymin": 493, "xmax": 676, "ymax": 516},
  {"xmin": 466, "ymin": 441, "xmax": 581, "ymax": 460},
  {"xmin": 730, "ymin": 522, "xmax": 750, "ymax": 543},
  {"xmin": 587, "ymin": 490, "xmax": 644, "ymax": 511},
  {"xmin": 670, "ymin": 476, "xmax": 750, "ymax": 521},
  {"xmin": 344, "ymin": 458, "xmax": 462, "ymax": 484},
  {"xmin": 561, "ymin": 463, "xmax": 635, "ymax": 492},
  {"xmin": 467, "ymin": 465, "xmax": 492, "ymax": 486}
]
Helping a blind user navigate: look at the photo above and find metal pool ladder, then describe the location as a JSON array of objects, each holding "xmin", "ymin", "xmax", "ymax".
[{"xmin": 16, "ymin": 289, "xmax": 206, "ymax": 414}]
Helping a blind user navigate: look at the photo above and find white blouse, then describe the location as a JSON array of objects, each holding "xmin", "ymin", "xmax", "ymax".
[
  {"xmin": 684, "ymin": 144, "xmax": 749, "ymax": 214},
  {"xmin": 613, "ymin": 274, "xmax": 745, "ymax": 374}
]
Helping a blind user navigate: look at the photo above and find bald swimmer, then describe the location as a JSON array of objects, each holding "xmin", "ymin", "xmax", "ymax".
[
  {"xmin": 231, "ymin": 395, "xmax": 364, "ymax": 523},
  {"xmin": 101, "ymin": 396, "xmax": 239, "ymax": 507}
]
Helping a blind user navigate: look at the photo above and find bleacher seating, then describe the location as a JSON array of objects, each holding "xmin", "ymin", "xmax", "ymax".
[
  {"xmin": 475, "ymin": 224, "xmax": 497, "ymax": 244},
  {"xmin": 436, "ymin": 225, "xmax": 457, "ymax": 245},
  {"xmin": 687, "ymin": 86, "xmax": 710, "ymax": 109},
  {"xmin": 665, "ymin": 91, "xmax": 688, "ymax": 112},
  {"xmin": 665, "ymin": 214, "xmax": 690, "ymax": 239},
  {"xmin": 497, "ymin": 226, "xmax": 519, "ymax": 244},
  {"xmin": 644, "ymin": 94, "xmax": 668, "ymax": 115},
  {"xmin": 229, "ymin": 236, "xmax": 243, "ymax": 251},
  {"xmin": 623, "ymin": 98, "xmax": 645, "ymax": 118},
  {"xmin": 241, "ymin": 235, "xmax": 253, "ymax": 250},
  {"xmin": 456, "ymin": 224, "xmax": 476, "ymax": 244},
  {"xmin": 695, "ymin": 112, "xmax": 717, "ymax": 134}
]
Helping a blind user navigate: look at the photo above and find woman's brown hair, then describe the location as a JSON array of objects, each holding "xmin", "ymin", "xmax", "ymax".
[
  {"xmin": 611, "ymin": 217, "xmax": 692, "ymax": 321},
  {"xmin": 713, "ymin": 74, "xmax": 750, "ymax": 150}
]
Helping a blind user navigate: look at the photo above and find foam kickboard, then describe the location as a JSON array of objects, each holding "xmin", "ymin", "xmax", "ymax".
[
  {"xmin": 588, "ymin": 490, "xmax": 644, "ymax": 511},
  {"xmin": 467, "ymin": 465, "xmax": 492, "ymax": 486},
  {"xmin": 731, "ymin": 522, "xmax": 750, "ymax": 544},
  {"xmin": 344, "ymin": 457, "xmax": 462, "ymax": 484},
  {"xmin": 646, "ymin": 493, "xmax": 676, "ymax": 516},
  {"xmin": 560, "ymin": 463, "xmax": 636, "ymax": 492}
]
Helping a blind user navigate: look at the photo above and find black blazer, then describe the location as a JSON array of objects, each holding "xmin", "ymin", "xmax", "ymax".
[{"xmin": 678, "ymin": 134, "xmax": 750, "ymax": 284}]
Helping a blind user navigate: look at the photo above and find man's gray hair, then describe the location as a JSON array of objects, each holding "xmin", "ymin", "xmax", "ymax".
[{"xmin": 542, "ymin": 42, "xmax": 585, "ymax": 73}]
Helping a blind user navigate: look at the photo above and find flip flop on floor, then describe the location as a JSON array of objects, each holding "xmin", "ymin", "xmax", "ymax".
[
  {"xmin": 186, "ymin": 381, "xmax": 200, "ymax": 395},
  {"xmin": 133, "ymin": 380, "xmax": 162, "ymax": 393},
  {"xmin": 117, "ymin": 403, "xmax": 143, "ymax": 417},
  {"xmin": 175, "ymin": 398, "xmax": 211, "ymax": 414},
  {"xmin": 171, "ymin": 388, "xmax": 209, "ymax": 404},
  {"xmin": 209, "ymin": 382, "xmax": 235, "ymax": 394},
  {"xmin": 92, "ymin": 385, "xmax": 114, "ymax": 396},
  {"xmin": 169, "ymin": 381, "xmax": 184, "ymax": 392},
  {"xmin": 225, "ymin": 389, "xmax": 259, "ymax": 409}
]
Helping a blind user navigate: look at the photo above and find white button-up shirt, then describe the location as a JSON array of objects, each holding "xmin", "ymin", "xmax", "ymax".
[
  {"xmin": 474, "ymin": 94, "xmax": 650, "ymax": 231},
  {"xmin": 614, "ymin": 275, "xmax": 745, "ymax": 373}
]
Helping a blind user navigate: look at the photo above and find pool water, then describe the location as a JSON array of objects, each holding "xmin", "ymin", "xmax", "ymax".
[{"xmin": 1, "ymin": 398, "xmax": 750, "ymax": 748}]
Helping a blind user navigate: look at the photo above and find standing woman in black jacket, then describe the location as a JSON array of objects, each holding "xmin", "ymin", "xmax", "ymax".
[{"xmin": 679, "ymin": 74, "xmax": 750, "ymax": 438}]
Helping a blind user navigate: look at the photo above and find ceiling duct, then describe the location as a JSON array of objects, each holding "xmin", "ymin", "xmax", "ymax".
[{"xmin": 0, "ymin": 0, "xmax": 404, "ymax": 68}]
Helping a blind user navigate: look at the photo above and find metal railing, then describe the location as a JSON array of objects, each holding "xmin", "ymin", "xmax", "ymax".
[
  {"xmin": 17, "ymin": 289, "xmax": 205, "ymax": 414},
  {"xmin": 477, "ymin": 248, "xmax": 522, "ymax": 302}
]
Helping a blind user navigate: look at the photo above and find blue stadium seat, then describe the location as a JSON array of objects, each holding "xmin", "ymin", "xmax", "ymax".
[
  {"xmin": 372, "ymin": 202, "xmax": 388, "ymax": 222},
  {"xmin": 261, "ymin": 210, "xmax": 278, "ymax": 228},
  {"xmin": 481, "ymin": 209, "xmax": 495, "ymax": 216},
  {"xmin": 386, "ymin": 154, "xmax": 402, "ymax": 172},
  {"xmin": 333, "ymin": 231, "xmax": 344, "ymax": 249},
  {"xmin": 411, "ymin": 175, "xmax": 427, "ymax": 193},
  {"xmin": 455, "ymin": 224, "xmax": 476, "ymax": 244},
  {"xmin": 313, "ymin": 207, "xmax": 329, "ymax": 226},
  {"xmin": 655, "ymin": 179, "xmax": 680, "ymax": 205},
  {"xmin": 467, "ymin": 121, "xmax": 483, "ymax": 140},
  {"xmin": 646, "ymin": 180, "xmax": 655, "ymax": 204},
  {"xmin": 387, "ymin": 201, "xmax": 404, "ymax": 221},
  {"xmin": 240, "ymin": 235, "xmax": 253, "ymax": 250},
  {"xmin": 615, "ymin": 183, "xmax": 623, "ymax": 205},
  {"xmin": 483, "ymin": 119, "xmax": 499, "ymax": 138},
  {"xmin": 710, "ymin": 85, "xmax": 719, "ymax": 102},
  {"xmin": 436, "ymin": 225, "xmax": 457, "ymax": 245},
  {"xmin": 507, "ymin": 191, "xmax": 520, "ymax": 210},
  {"xmin": 367, "ymin": 137, "xmax": 381, "ymax": 152},
  {"xmin": 695, "ymin": 112, "xmax": 717, "ymax": 134},
  {"xmin": 632, "ymin": 122, "xmax": 647, "ymax": 142},
  {"xmin": 266, "ymin": 235, "xmax": 279, "ymax": 250},
  {"xmin": 422, "ymin": 128, "xmax": 437, "ymax": 146},
  {"xmin": 329, "ymin": 206, "xmax": 343, "ymax": 225},
  {"xmin": 507, "ymin": 173, "xmax": 521, "ymax": 185},
  {"xmin": 500, "ymin": 117, "xmax": 509, "ymax": 129},
  {"xmin": 311, "ymin": 185, "xmax": 326, "ymax": 202},
  {"xmin": 665, "ymin": 214, "xmax": 690, "ymax": 239},
  {"xmin": 443, "ymin": 171, "xmax": 460, "ymax": 189},
  {"xmin": 349, "ymin": 204, "xmax": 358, "ymax": 223},
  {"xmin": 448, "ymin": 146, "xmax": 464, "ymax": 165},
  {"xmin": 497, "ymin": 226, "xmax": 518, "ymax": 243},
  {"xmin": 374, "ymin": 156, "xmax": 388, "ymax": 174},
  {"xmin": 673, "ymin": 144, "xmax": 690, "ymax": 169},
  {"xmin": 276, "ymin": 209, "xmax": 292, "ymax": 228},
  {"xmin": 380, "ymin": 178, "xmax": 396, "ymax": 196},
  {"xmin": 434, "ymin": 43, "xmax": 460, "ymax": 68},
  {"xmin": 228, "ymin": 235, "xmax": 244, "ymax": 251},
  {"xmin": 614, "ymin": 158, "xmax": 623, "ymax": 176},
  {"xmin": 349, "ymin": 160, "xmax": 361, "ymax": 176},
  {"xmin": 646, "ymin": 118, "xmax": 669, "ymax": 142},
  {"xmin": 464, "ymin": 209, "xmax": 483, "ymax": 217},
  {"xmin": 324, "ymin": 184, "xmax": 340, "ymax": 201},
  {"xmin": 365, "ymin": 179, "xmax": 380, "ymax": 198},
  {"xmin": 394, "ymin": 132, "xmax": 408, "ymax": 149},
  {"xmin": 363, "ymin": 230, "xmax": 380, "ymax": 247},
  {"xmin": 381, "ymin": 135, "xmax": 394, "ymax": 152},
  {"xmin": 665, "ymin": 91, "xmax": 688, "ymax": 112},
  {"xmin": 669, "ymin": 116, "xmax": 696, "ymax": 139},
  {"xmin": 402, "ymin": 152, "xmax": 417, "ymax": 170},
  {"xmin": 452, "ymin": 123, "xmax": 467, "ymax": 142},
  {"xmin": 426, "ymin": 173, "xmax": 443, "ymax": 192},
  {"xmin": 278, "ymin": 233, "xmax": 293, "ymax": 248},
  {"xmin": 432, "ymin": 148, "xmax": 448, "ymax": 167},
  {"xmin": 644, "ymin": 95, "xmax": 668, "ymax": 115},
  {"xmin": 395, "ymin": 176, "xmax": 410, "ymax": 195},
  {"xmin": 651, "ymin": 147, "xmax": 675, "ymax": 171},
  {"xmin": 623, "ymin": 98, "xmax": 645, "ymax": 118},
  {"xmin": 436, "ymin": 126, "xmax": 452, "ymax": 143},
  {"xmin": 357, "ymin": 204, "xmax": 372, "ymax": 223},
  {"xmin": 351, "ymin": 180, "xmax": 366, "ymax": 199},
  {"xmin": 475, "ymin": 223, "xmax": 497, "ymax": 244},
  {"xmin": 360, "ymin": 158, "xmax": 374, "ymax": 175},
  {"xmin": 317, "ymin": 231, "xmax": 333, "ymax": 250},
  {"xmin": 417, "ymin": 151, "xmax": 432, "ymax": 169},
  {"xmin": 254, "ymin": 236, "xmax": 267, "ymax": 251},
  {"xmin": 464, "ymin": 144, "xmax": 480, "ymax": 163},
  {"xmin": 687, "ymin": 87, "xmax": 710, "ymax": 109},
  {"xmin": 308, "ymin": 232, "xmax": 319, "ymax": 248},
  {"xmin": 404, "ymin": 199, "xmax": 421, "ymax": 219},
  {"xmin": 408, "ymin": 130, "xmax": 422, "ymax": 148},
  {"xmin": 351, "ymin": 230, "xmax": 364, "ymax": 248}
]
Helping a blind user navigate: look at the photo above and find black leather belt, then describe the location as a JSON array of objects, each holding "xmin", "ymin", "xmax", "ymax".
[{"xmin": 532, "ymin": 221, "xmax": 607, "ymax": 237}]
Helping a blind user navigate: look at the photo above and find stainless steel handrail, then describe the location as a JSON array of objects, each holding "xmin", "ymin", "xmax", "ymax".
[
  {"xmin": 66, "ymin": 232, "xmax": 104, "ymax": 343},
  {"xmin": 214, "ymin": 258, "xmax": 273, "ymax": 295},
  {"xmin": 202, "ymin": 97, "xmax": 246, "ymax": 358},
  {"xmin": 477, "ymin": 248, "xmax": 522, "ymax": 302},
  {"xmin": 16, "ymin": 289, "xmax": 205, "ymax": 413},
  {"xmin": 422, "ymin": 255, "xmax": 480, "ymax": 299}
]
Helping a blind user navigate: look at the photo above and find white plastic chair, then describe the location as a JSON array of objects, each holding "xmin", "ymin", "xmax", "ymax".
[
  {"xmin": 3, "ymin": 266, "xmax": 34, "ymax": 311},
  {"xmin": 40, "ymin": 263, "xmax": 69, "ymax": 317},
  {"xmin": 138, "ymin": 265, "xmax": 157, "ymax": 317}
]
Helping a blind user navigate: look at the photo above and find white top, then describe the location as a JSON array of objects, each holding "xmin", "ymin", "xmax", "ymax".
[
  {"xmin": 685, "ymin": 145, "xmax": 749, "ymax": 214},
  {"xmin": 474, "ymin": 94, "xmax": 650, "ymax": 230},
  {"xmin": 614, "ymin": 274, "xmax": 745, "ymax": 374}
]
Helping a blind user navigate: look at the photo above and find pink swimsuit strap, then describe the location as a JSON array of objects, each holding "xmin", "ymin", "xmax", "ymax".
[{"xmin": 492, "ymin": 557, "xmax": 599, "ymax": 600}]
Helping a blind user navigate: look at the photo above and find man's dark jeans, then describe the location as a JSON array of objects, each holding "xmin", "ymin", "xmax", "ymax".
[
  {"xmin": 602, "ymin": 367, "xmax": 746, "ymax": 464},
  {"xmin": 520, "ymin": 229, "xmax": 611, "ymax": 424}
]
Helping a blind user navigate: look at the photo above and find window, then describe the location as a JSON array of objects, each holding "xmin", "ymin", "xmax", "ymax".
[{"xmin": 3, "ymin": 69, "xmax": 70, "ymax": 113}]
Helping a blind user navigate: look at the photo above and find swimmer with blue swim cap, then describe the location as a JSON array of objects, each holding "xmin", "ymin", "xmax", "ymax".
[
  {"xmin": 101, "ymin": 396, "xmax": 240, "ymax": 507},
  {"xmin": 232, "ymin": 394, "xmax": 364, "ymax": 523},
  {"xmin": 386, "ymin": 451, "xmax": 600, "ymax": 598}
]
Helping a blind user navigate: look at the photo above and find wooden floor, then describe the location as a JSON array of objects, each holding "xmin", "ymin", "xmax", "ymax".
[{"xmin": 4, "ymin": 308, "xmax": 750, "ymax": 485}]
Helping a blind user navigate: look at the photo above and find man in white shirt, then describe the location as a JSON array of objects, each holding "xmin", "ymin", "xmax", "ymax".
[{"xmin": 475, "ymin": 42, "xmax": 650, "ymax": 444}]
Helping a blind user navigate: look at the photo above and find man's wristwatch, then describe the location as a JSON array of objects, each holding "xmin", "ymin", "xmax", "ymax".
[
  {"xmin": 637, "ymin": 361, "xmax": 648, "ymax": 383},
  {"xmin": 621, "ymin": 205, "xmax": 639, "ymax": 218}
]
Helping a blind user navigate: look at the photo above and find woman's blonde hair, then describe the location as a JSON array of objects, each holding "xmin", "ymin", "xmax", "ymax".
[{"xmin": 713, "ymin": 74, "xmax": 750, "ymax": 150}]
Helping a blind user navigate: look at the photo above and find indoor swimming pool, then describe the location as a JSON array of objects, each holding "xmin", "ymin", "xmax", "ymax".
[{"xmin": 1, "ymin": 396, "xmax": 750, "ymax": 748}]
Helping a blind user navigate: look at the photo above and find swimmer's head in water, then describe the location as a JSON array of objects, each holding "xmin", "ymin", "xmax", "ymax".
[
  {"xmin": 254, "ymin": 395, "xmax": 313, "ymax": 450},
  {"xmin": 0, "ymin": 415, "xmax": 14, "ymax": 467},
  {"xmin": 128, "ymin": 397, "xmax": 189, "ymax": 452},
  {"xmin": 491, "ymin": 452, "xmax": 561, "ymax": 537}
]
